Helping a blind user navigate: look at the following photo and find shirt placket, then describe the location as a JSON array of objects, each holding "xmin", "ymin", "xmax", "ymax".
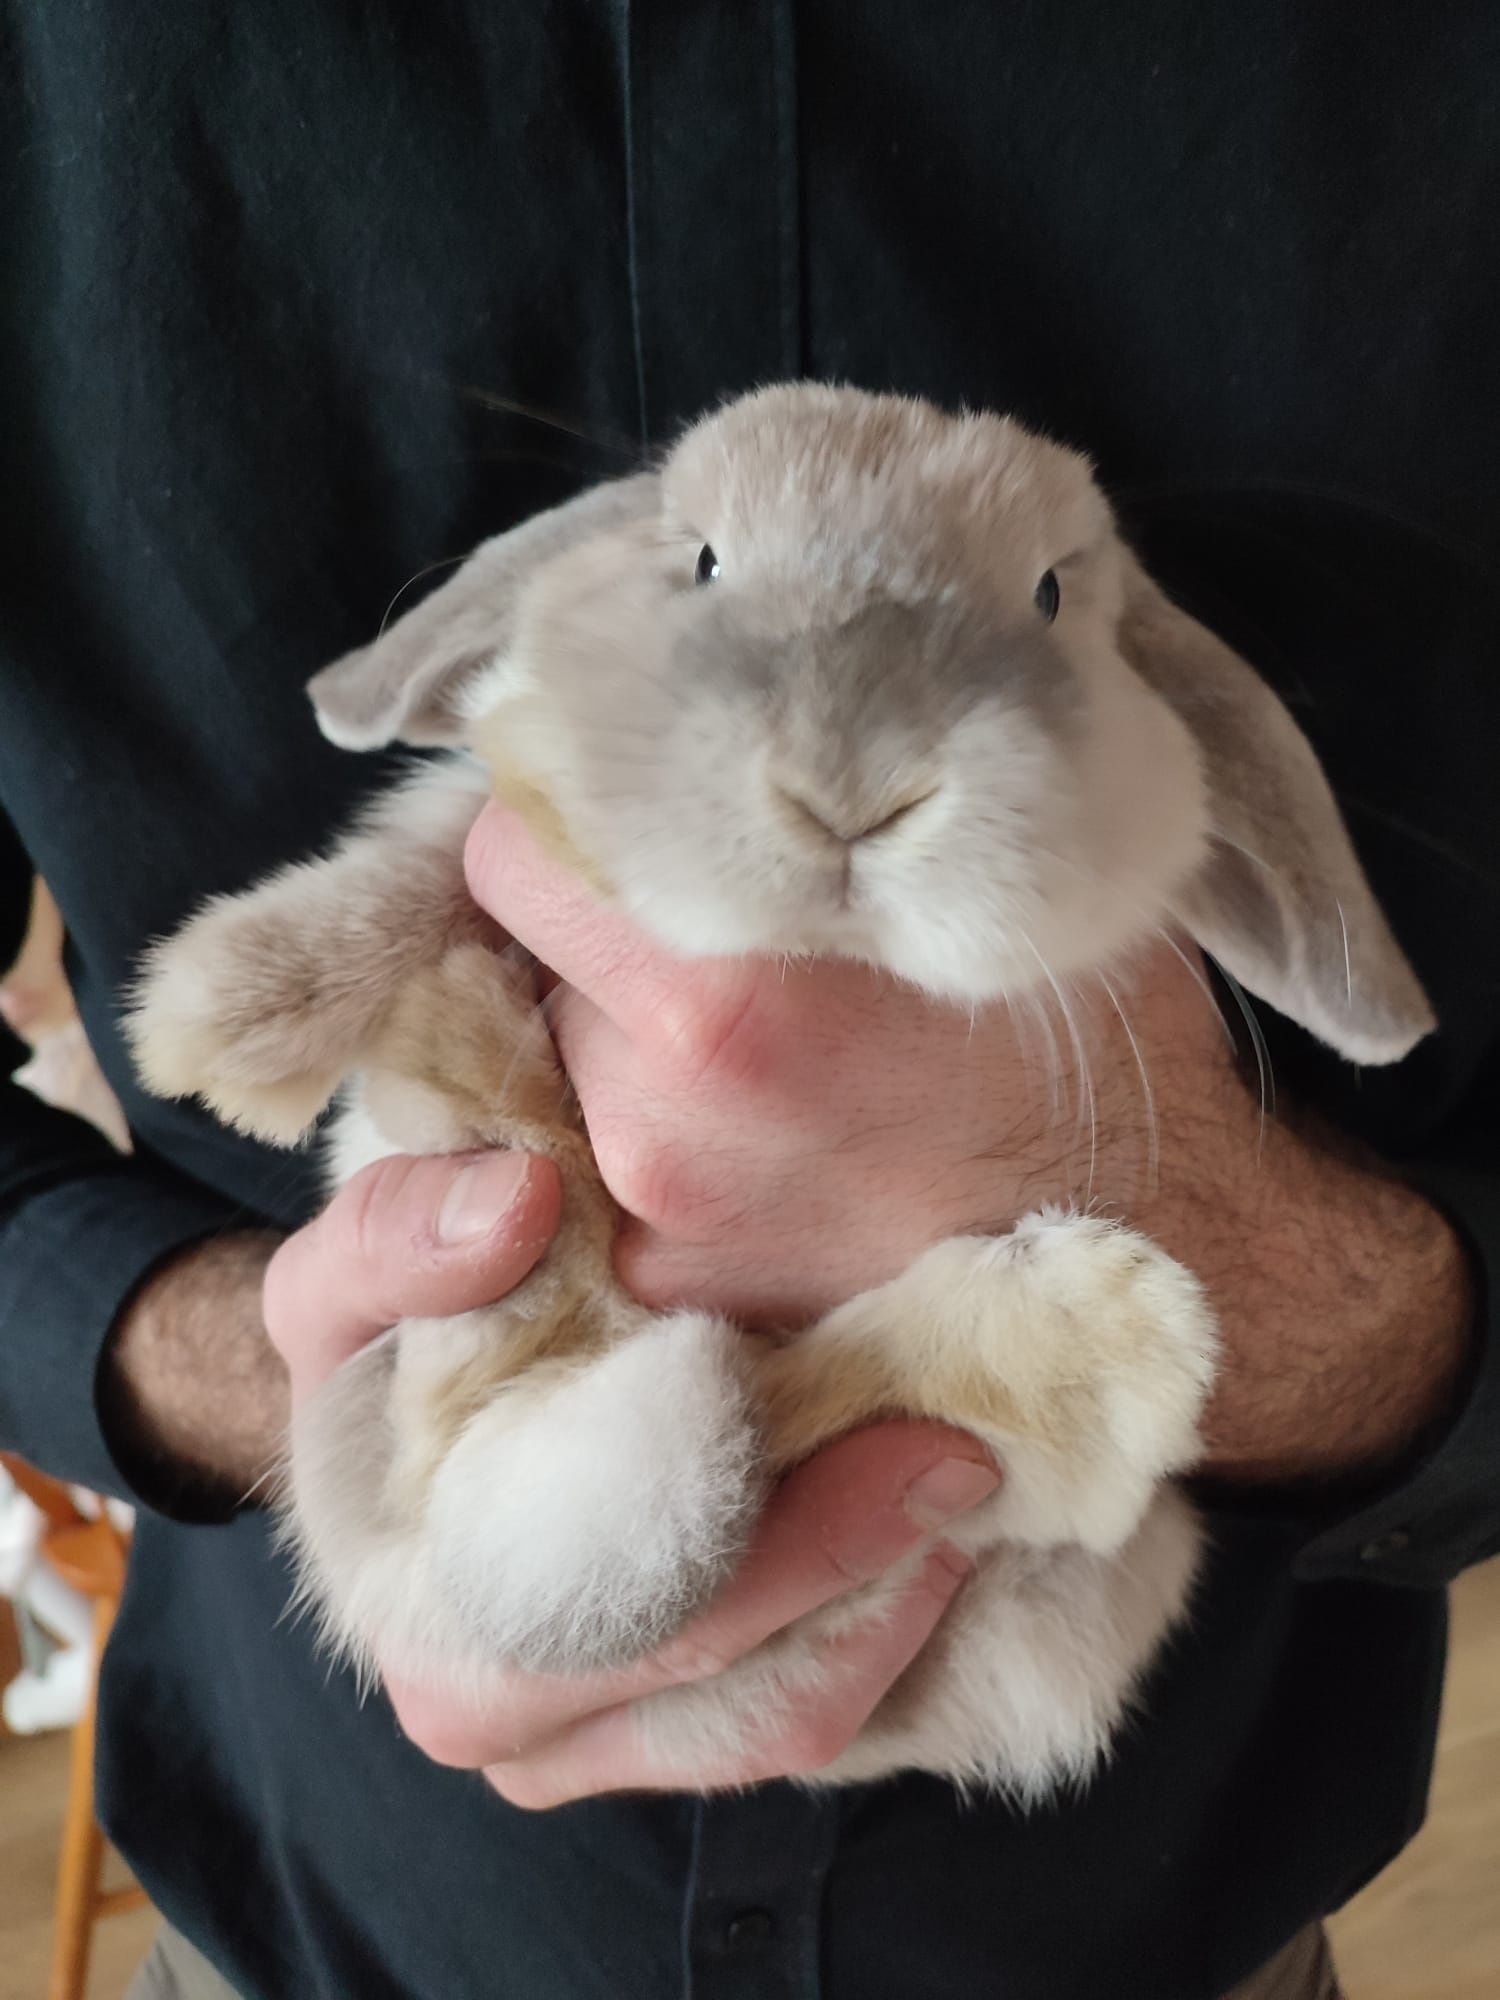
[
  {"xmin": 620, "ymin": 5, "xmax": 822, "ymax": 1993},
  {"xmin": 681, "ymin": 1788, "xmax": 841, "ymax": 1999},
  {"xmin": 621, "ymin": 0, "xmax": 802, "ymax": 444}
]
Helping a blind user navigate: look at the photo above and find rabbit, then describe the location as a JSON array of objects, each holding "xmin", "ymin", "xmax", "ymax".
[{"xmin": 128, "ymin": 383, "xmax": 1435, "ymax": 1799}]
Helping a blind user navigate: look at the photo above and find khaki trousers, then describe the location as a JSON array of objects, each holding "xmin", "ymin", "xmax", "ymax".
[
  {"xmin": 1226, "ymin": 1924, "xmax": 1343, "ymax": 1999},
  {"xmin": 127, "ymin": 1919, "xmax": 1342, "ymax": 1998}
]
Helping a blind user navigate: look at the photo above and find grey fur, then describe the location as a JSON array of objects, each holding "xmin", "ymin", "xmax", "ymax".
[
  {"xmin": 309, "ymin": 473, "xmax": 659, "ymax": 749},
  {"xmin": 1119, "ymin": 563, "xmax": 1436, "ymax": 1064}
]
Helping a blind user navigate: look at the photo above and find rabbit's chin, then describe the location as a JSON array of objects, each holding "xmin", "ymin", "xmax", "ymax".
[
  {"xmin": 609, "ymin": 874, "xmax": 1163, "ymax": 1009},
  {"xmin": 610, "ymin": 888, "xmax": 1004, "ymax": 1003}
]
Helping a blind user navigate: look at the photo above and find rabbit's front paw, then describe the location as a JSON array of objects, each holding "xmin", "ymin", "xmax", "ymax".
[
  {"xmin": 763, "ymin": 1208, "xmax": 1216, "ymax": 1557},
  {"xmin": 919, "ymin": 1210, "xmax": 1216, "ymax": 1553},
  {"xmin": 128, "ymin": 890, "xmax": 351, "ymax": 1141}
]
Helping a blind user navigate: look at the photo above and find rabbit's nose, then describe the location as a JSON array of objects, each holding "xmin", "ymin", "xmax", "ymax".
[{"xmin": 772, "ymin": 783, "xmax": 938, "ymax": 846}]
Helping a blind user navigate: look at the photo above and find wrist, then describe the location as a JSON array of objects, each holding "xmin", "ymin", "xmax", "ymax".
[{"xmin": 101, "ymin": 1230, "xmax": 288, "ymax": 1514}]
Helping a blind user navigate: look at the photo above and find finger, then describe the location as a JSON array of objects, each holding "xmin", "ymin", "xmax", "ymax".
[
  {"xmin": 263, "ymin": 1149, "xmax": 562, "ymax": 1399},
  {"xmin": 386, "ymin": 1420, "xmax": 997, "ymax": 1766},
  {"xmin": 542, "ymin": 981, "xmax": 630, "ymax": 1102},
  {"xmin": 609, "ymin": 1220, "xmax": 818, "ymax": 1323},
  {"xmin": 484, "ymin": 1545, "xmax": 971, "ymax": 1807},
  {"xmin": 464, "ymin": 802, "xmax": 746, "ymax": 1049},
  {"xmin": 644, "ymin": 1422, "xmax": 996, "ymax": 1684},
  {"xmin": 542, "ymin": 993, "xmax": 740, "ymax": 1247}
]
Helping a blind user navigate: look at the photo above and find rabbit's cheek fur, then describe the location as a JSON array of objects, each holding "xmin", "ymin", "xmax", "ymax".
[{"xmin": 580, "ymin": 694, "xmax": 1065, "ymax": 988}]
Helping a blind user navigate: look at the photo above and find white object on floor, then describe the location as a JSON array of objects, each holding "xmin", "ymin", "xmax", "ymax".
[
  {"xmin": 0, "ymin": 1464, "xmax": 94, "ymax": 1733},
  {"xmin": 15, "ymin": 1017, "xmax": 131, "ymax": 1151},
  {"xmin": 3, "ymin": 1643, "xmax": 91, "ymax": 1735}
]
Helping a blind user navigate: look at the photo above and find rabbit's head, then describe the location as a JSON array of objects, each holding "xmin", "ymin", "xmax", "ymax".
[{"xmin": 311, "ymin": 384, "xmax": 1433, "ymax": 1063}]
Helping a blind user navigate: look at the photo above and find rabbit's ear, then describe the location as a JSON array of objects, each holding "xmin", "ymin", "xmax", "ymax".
[
  {"xmin": 1118, "ymin": 555, "xmax": 1436, "ymax": 1066},
  {"xmin": 309, "ymin": 473, "xmax": 660, "ymax": 750}
]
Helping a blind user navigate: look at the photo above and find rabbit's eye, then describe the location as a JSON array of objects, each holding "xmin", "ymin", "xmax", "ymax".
[
  {"xmin": 1034, "ymin": 570, "xmax": 1060, "ymax": 622},
  {"xmin": 694, "ymin": 543, "xmax": 721, "ymax": 587}
]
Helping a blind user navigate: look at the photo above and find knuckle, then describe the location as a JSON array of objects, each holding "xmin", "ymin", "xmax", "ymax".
[
  {"xmin": 653, "ymin": 1631, "xmax": 738, "ymax": 1688},
  {"xmin": 605, "ymin": 1135, "xmax": 739, "ymax": 1237},
  {"xmin": 607, "ymin": 1226, "xmax": 675, "ymax": 1309},
  {"xmin": 395, "ymin": 1708, "xmax": 490, "ymax": 1771},
  {"xmin": 811, "ymin": 1515, "xmax": 895, "ymax": 1593},
  {"xmin": 485, "ymin": 1765, "xmax": 569, "ymax": 1812},
  {"xmin": 920, "ymin": 1544, "xmax": 974, "ymax": 1599},
  {"xmin": 642, "ymin": 1152, "xmax": 715, "ymax": 1234},
  {"xmin": 596, "ymin": 1128, "xmax": 673, "ymax": 1225},
  {"xmin": 654, "ymin": 984, "xmax": 767, "ymax": 1090},
  {"xmin": 338, "ymin": 1155, "xmax": 414, "ymax": 1265},
  {"xmin": 461, "ymin": 806, "xmax": 506, "ymax": 912},
  {"xmin": 258, "ymin": 1237, "xmax": 301, "ymax": 1347},
  {"xmin": 407, "ymin": 1726, "xmax": 481, "ymax": 1771},
  {"xmin": 387, "ymin": 1675, "xmax": 511, "ymax": 1771},
  {"xmin": 775, "ymin": 1713, "xmax": 855, "ymax": 1776},
  {"xmin": 814, "ymin": 1541, "xmax": 875, "ymax": 1594}
]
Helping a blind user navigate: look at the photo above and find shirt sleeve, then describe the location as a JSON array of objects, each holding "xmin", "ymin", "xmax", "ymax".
[{"xmin": 0, "ymin": 813, "xmax": 239, "ymax": 1501}]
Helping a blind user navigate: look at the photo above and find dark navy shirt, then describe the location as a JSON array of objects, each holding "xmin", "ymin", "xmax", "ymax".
[{"xmin": 2, "ymin": 7, "xmax": 1498, "ymax": 1996}]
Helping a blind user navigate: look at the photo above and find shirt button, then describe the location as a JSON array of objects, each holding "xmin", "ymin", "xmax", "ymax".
[
  {"xmin": 724, "ymin": 1908, "xmax": 776, "ymax": 1948},
  {"xmin": 1360, "ymin": 1528, "xmax": 1412, "ymax": 1562}
]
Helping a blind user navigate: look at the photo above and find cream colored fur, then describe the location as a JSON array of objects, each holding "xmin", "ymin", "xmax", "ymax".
[{"xmin": 128, "ymin": 385, "xmax": 1434, "ymax": 1799}]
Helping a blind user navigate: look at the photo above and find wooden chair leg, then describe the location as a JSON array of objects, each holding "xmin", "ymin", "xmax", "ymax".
[{"xmin": 48, "ymin": 1594, "xmax": 116, "ymax": 2000}]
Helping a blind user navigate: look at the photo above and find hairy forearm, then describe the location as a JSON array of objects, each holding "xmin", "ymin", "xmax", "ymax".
[
  {"xmin": 1147, "ymin": 1112, "xmax": 1476, "ymax": 1487},
  {"xmin": 100, "ymin": 1231, "xmax": 289, "ymax": 1510}
]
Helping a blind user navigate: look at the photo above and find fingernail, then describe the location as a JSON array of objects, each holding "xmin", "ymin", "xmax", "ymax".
[
  {"xmin": 904, "ymin": 1457, "xmax": 1001, "ymax": 1531},
  {"xmin": 436, "ymin": 1152, "xmax": 532, "ymax": 1244}
]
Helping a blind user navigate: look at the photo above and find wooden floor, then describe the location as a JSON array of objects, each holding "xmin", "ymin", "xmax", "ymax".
[
  {"xmin": 0, "ymin": 1731, "xmax": 156, "ymax": 2000},
  {"xmin": 1327, "ymin": 1554, "xmax": 1500, "ymax": 2000},
  {"xmin": 0, "ymin": 1562, "xmax": 1495, "ymax": 1999}
]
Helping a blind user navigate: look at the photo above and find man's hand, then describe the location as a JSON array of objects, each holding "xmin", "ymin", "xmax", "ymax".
[{"xmin": 467, "ymin": 801, "xmax": 1474, "ymax": 1489}]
